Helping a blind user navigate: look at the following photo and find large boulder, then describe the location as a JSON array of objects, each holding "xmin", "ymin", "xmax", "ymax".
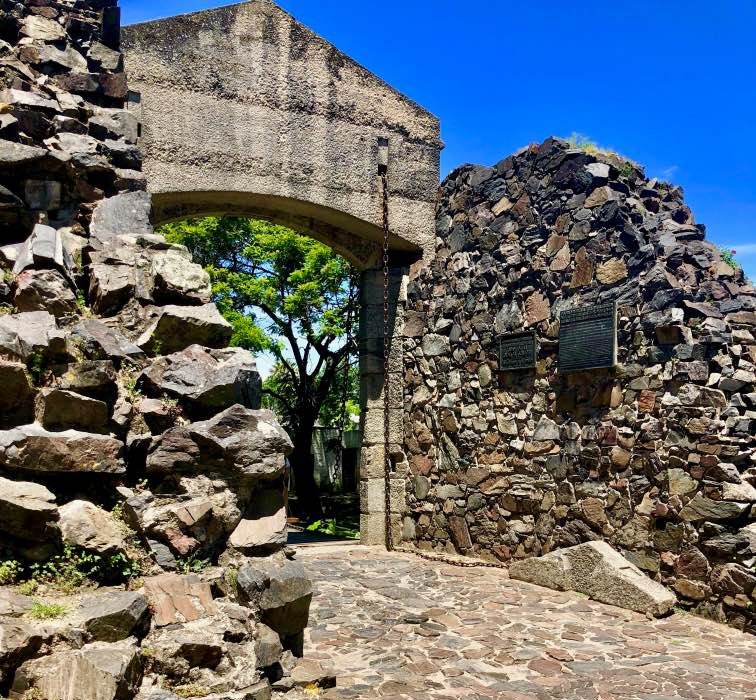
[
  {"xmin": 147, "ymin": 406, "xmax": 292, "ymax": 481},
  {"xmin": 0, "ymin": 620, "xmax": 45, "ymax": 688},
  {"xmin": 73, "ymin": 591, "xmax": 150, "ymax": 642},
  {"xmin": 35, "ymin": 388, "xmax": 109, "ymax": 433},
  {"xmin": 89, "ymin": 191, "xmax": 153, "ymax": 245},
  {"xmin": 53, "ymin": 360, "xmax": 117, "ymax": 401},
  {"xmin": 70, "ymin": 319, "xmax": 145, "ymax": 363},
  {"xmin": 150, "ymin": 249, "xmax": 211, "ymax": 305},
  {"xmin": 10, "ymin": 639, "xmax": 142, "ymax": 700},
  {"xmin": 137, "ymin": 304, "xmax": 232, "ymax": 356},
  {"xmin": 509, "ymin": 541, "xmax": 677, "ymax": 617},
  {"xmin": 89, "ymin": 261, "xmax": 136, "ymax": 316},
  {"xmin": 0, "ymin": 361, "xmax": 34, "ymax": 427},
  {"xmin": 0, "ymin": 310, "xmax": 66, "ymax": 362},
  {"xmin": 139, "ymin": 345, "xmax": 262, "ymax": 417},
  {"xmin": 58, "ymin": 500, "xmax": 126, "ymax": 555},
  {"xmin": 13, "ymin": 268, "xmax": 77, "ymax": 316},
  {"xmin": 11, "ymin": 223, "xmax": 73, "ymax": 281},
  {"xmin": 0, "ymin": 424, "xmax": 124, "ymax": 475},
  {"xmin": 124, "ymin": 478, "xmax": 243, "ymax": 558},
  {"xmin": 0, "ymin": 476, "xmax": 59, "ymax": 542},
  {"xmin": 228, "ymin": 489, "xmax": 287, "ymax": 554},
  {"xmin": 237, "ymin": 556, "xmax": 312, "ymax": 654}
]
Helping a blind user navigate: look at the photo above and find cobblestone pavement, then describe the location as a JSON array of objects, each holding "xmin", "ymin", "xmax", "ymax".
[{"xmin": 295, "ymin": 545, "xmax": 756, "ymax": 700}]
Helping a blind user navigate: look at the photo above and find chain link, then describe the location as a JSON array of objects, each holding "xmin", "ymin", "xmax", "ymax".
[{"xmin": 380, "ymin": 168, "xmax": 393, "ymax": 551}]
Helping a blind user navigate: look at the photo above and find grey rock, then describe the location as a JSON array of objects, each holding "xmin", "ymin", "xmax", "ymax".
[
  {"xmin": 255, "ymin": 622, "xmax": 283, "ymax": 669},
  {"xmin": 11, "ymin": 639, "xmax": 142, "ymax": 700},
  {"xmin": 147, "ymin": 405, "xmax": 292, "ymax": 480},
  {"xmin": 20, "ymin": 15, "xmax": 66, "ymax": 41},
  {"xmin": 14, "ymin": 269, "xmax": 77, "ymax": 316},
  {"xmin": 509, "ymin": 541, "xmax": 676, "ymax": 617},
  {"xmin": 151, "ymin": 249, "xmax": 211, "ymax": 305},
  {"xmin": 0, "ymin": 620, "xmax": 45, "ymax": 688},
  {"xmin": 678, "ymin": 494, "xmax": 751, "ymax": 522},
  {"xmin": 0, "ymin": 361, "xmax": 34, "ymax": 426},
  {"xmin": 89, "ymin": 43, "xmax": 123, "ymax": 72},
  {"xmin": 0, "ymin": 310, "xmax": 65, "ymax": 362},
  {"xmin": 139, "ymin": 345, "xmax": 261, "ymax": 416},
  {"xmin": 74, "ymin": 591, "xmax": 150, "ymax": 642},
  {"xmin": 12, "ymin": 224, "xmax": 73, "ymax": 280},
  {"xmin": 421, "ymin": 334, "xmax": 450, "ymax": 357},
  {"xmin": 89, "ymin": 109, "xmax": 139, "ymax": 144},
  {"xmin": 0, "ymin": 88, "xmax": 58, "ymax": 113},
  {"xmin": 533, "ymin": 416, "xmax": 560, "ymax": 441},
  {"xmin": 0, "ymin": 476, "xmax": 59, "ymax": 543},
  {"xmin": 0, "ymin": 139, "xmax": 48, "ymax": 169},
  {"xmin": 90, "ymin": 191, "xmax": 154, "ymax": 246},
  {"xmin": 54, "ymin": 360, "xmax": 117, "ymax": 400},
  {"xmin": 0, "ymin": 424, "xmax": 124, "ymax": 475},
  {"xmin": 58, "ymin": 500, "xmax": 126, "ymax": 555},
  {"xmin": 237, "ymin": 556, "xmax": 312, "ymax": 644},
  {"xmin": 138, "ymin": 304, "xmax": 233, "ymax": 355},
  {"xmin": 89, "ymin": 262, "xmax": 135, "ymax": 316},
  {"xmin": 38, "ymin": 44, "xmax": 87, "ymax": 71},
  {"xmin": 70, "ymin": 319, "xmax": 145, "ymax": 362},
  {"xmin": 229, "ymin": 489, "xmax": 287, "ymax": 553}
]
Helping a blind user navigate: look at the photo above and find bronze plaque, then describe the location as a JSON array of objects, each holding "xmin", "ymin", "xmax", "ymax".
[
  {"xmin": 559, "ymin": 302, "xmax": 617, "ymax": 372},
  {"xmin": 499, "ymin": 331, "xmax": 537, "ymax": 371}
]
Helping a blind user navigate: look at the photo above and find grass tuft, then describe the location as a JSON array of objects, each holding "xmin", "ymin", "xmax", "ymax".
[{"xmin": 28, "ymin": 601, "xmax": 67, "ymax": 620}]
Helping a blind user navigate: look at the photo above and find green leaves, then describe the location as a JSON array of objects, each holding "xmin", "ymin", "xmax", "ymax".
[{"xmin": 162, "ymin": 216, "xmax": 358, "ymax": 353}]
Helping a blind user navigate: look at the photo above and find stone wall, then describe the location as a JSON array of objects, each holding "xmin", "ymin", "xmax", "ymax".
[
  {"xmin": 403, "ymin": 138, "xmax": 756, "ymax": 632},
  {"xmin": 0, "ymin": 2, "xmax": 312, "ymax": 697}
]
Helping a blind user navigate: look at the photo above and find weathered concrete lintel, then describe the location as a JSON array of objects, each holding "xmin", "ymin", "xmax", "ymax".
[{"xmin": 151, "ymin": 190, "xmax": 420, "ymax": 270}]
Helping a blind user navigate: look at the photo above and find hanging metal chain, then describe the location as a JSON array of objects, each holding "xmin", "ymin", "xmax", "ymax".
[{"xmin": 380, "ymin": 167, "xmax": 393, "ymax": 551}]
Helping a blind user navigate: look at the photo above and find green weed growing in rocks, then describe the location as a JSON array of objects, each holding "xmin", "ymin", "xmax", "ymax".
[
  {"xmin": 17, "ymin": 580, "xmax": 38, "ymax": 596},
  {"xmin": 28, "ymin": 601, "xmax": 67, "ymax": 620},
  {"xmin": 118, "ymin": 364, "xmax": 143, "ymax": 402},
  {"xmin": 30, "ymin": 545, "xmax": 142, "ymax": 594},
  {"xmin": 26, "ymin": 352, "xmax": 49, "ymax": 386},
  {"xmin": 719, "ymin": 247, "xmax": 742, "ymax": 271},
  {"xmin": 0, "ymin": 559, "xmax": 22, "ymax": 585},
  {"xmin": 177, "ymin": 555, "xmax": 210, "ymax": 575},
  {"xmin": 224, "ymin": 567, "xmax": 238, "ymax": 590}
]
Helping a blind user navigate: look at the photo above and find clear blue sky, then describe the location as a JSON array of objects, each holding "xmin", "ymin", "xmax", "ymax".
[{"xmin": 121, "ymin": 0, "xmax": 756, "ymax": 281}]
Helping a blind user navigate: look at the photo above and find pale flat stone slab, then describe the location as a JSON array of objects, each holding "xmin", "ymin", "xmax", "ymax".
[{"xmin": 508, "ymin": 541, "xmax": 676, "ymax": 617}]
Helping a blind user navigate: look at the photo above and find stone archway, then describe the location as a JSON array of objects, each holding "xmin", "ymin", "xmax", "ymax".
[{"xmin": 121, "ymin": 0, "xmax": 442, "ymax": 544}]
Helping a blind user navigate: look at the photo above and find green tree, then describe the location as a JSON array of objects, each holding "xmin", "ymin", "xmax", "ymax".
[{"xmin": 161, "ymin": 216, "xmax": 359, "ymax": 518}]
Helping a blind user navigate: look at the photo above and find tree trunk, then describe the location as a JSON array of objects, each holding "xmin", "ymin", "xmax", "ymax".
[{"xmin": 289, "ymin": 415, "xmax": 323, "ymax": 520}]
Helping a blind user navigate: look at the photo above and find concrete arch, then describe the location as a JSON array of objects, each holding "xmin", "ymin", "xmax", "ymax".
[
  {"xmin": 121, "ymin": 0, "xmax": 442, "ymax": 269},
  {"xmin": 151, "ymin": 190, "xmax": 399, "ymax": 270}
]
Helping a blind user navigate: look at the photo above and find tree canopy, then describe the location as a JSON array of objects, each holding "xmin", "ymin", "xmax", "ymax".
[{"xmin": 160, "ymin": 216, "xmax": 359, "ymax": 517}]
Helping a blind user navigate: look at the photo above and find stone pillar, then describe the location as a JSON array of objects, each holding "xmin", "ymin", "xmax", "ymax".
[{"xmin": 358, "ymin": 268, "xmax": 407, "ymax": 546}]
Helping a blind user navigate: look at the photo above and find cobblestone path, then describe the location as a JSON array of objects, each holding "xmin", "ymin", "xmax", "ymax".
[{"xmin": 295, "ymin": 545, "xmax": 756, "ymax": 700}]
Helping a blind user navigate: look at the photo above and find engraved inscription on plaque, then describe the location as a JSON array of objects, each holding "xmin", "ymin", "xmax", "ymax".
[
  {"xmin": 559, "ymin": 302, "xmax": 617, "ymax": 373},
  {"xmin": 499, "ymin": 331, "xmax": 537, "ymax": 371}
]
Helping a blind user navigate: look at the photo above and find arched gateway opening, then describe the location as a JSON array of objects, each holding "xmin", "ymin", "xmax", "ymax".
[{"xmin": 121, "ymin": 0, "xmax": 442, "ymax": 544}]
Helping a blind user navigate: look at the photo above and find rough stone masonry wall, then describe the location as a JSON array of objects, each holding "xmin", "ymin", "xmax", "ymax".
[
  {"xmin": 0, "ymin": 2, "xmax": 312, "ymax": 698},
  {"xmin": 403, "ymin": 137, "xmax": 756, "ymax": 632}
]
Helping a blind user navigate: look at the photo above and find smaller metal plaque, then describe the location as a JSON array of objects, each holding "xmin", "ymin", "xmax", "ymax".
[
  {"xmin": 559, "ymin": 302, "xmax": 617, "ymax": 373},
  {"xmin": 499, "ymin": 331, "xmax": 537, "ymax": 371}
]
